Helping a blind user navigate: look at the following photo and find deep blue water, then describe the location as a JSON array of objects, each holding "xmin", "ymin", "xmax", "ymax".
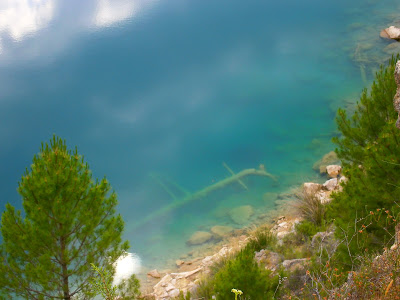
[{"xmin": 0, "ymin": 0, "xmax": 399, "ymax": 269}]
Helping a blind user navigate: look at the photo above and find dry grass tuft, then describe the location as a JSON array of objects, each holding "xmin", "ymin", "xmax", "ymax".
[{"xmin": 294, "ymin": 189, "xmax": 326, "ymax": 226}]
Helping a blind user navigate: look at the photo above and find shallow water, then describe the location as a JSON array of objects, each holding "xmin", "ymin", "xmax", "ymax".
[{"xmin": 0, "ymin": 0, "xmax": 399, "ymax": 270}]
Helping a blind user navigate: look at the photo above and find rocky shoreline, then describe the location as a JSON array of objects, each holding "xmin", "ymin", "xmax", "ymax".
[
  {"xmin": 135, "ymin": 24, "xmax": 400, "ymax": 299},
  {"xmin": 136, "ymin": 151, "xmax": 344, "ymax": 299}
]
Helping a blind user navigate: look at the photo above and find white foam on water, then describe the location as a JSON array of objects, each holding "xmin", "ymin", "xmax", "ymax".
[{"xmin": 113, "ymin": 252, "xmax": 142, "ymax": 286}]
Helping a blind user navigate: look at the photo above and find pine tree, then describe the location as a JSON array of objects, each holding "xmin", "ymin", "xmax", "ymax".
[
  {"xmin": 330, "ymin": 55, "xmax": 400, "ymax": 267},
  {"xmin": 0, "ymin": 136, "xmax": 133, "ymax": 299}
]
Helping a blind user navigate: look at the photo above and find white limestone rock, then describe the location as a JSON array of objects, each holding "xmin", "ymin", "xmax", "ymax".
[
  {"xmin": 303, "ymin": 182, "xmax": 323, "ymax": 195},
  {"xmin": 254, "ymin": 249, "xmax": 284, "ymax": 271},
  {"xmin": 380, "ymin": 26, "xmax": 400, "ymax": 41},
  {"xmin": 326, "ymin": 165, "xmax": 342, "ymax": 178},
  {"xmin": 315, "ymin": 190, "xmax": 333, "ymax": 204},
  {"xmin": 323, "ymin": 178, "xmax": 338, "ymax": 191}
]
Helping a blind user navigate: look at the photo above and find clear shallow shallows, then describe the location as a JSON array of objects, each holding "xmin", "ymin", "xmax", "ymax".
[{"xmin": 0, "ymin": 0, "xmax": 399, "ymax": 270}]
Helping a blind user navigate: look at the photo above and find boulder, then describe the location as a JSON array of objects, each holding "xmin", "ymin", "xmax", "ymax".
[
  {"xmin": 380, "ymin": 28, "xmax": 390, "ymax": 39},
  {"xmin": 313, "ymin": 151, "xmax": 339, "ymax": 173},
  {"xmin": 303, "ymin": 182, "xmax": 323, "ymax": 195},
  {"xmin": 168, "ymin": 289, "xmax": 180, "ymax": 298},
  {"xmin": 187, "ymin": 231, "xmax": 213, "ymax": 245},
  {"xmin": 153, "ymin": 269, "xmax": 202, "ymax": 299},
  {"xmin": 153, "ymin": 274, "xmax": 173, "ymax": 298},
  {"xmin": 254, "ymin": 249, "xmax": 284, "ymax": 271},
  {"xmin": 147, "ymin": 269, "xmax": 161, "ymax": 279},
  {"xmin": 276, "ymin": 230, "xmax": 290, "ymax": 239},
  {"xmin": 282, "ymin": 258, "xmax": 310, "ymax": 272},
  {"xmin": 201, "ymin": 246, "xmax": 233, "ymax": 268},
  {"xmin": 271, "ymin": 217, "xmax": 300, "ymax": 239},
  {"xmin": 380, "ymin": 26, "xmax": 400, "ymax": 41},
  {"xmin": 315, "ymin": 190, "xmax": 332, "ymax": 204},
  {"xmin": 229, "ymin": 205, "xmax": 254, "ymax": 225},
  {"xmin": 210, "ymin": 225, "xmax": 233, "ymax": 238},
  {"xmin": 323, "ymin": 178, "xmax": 338, "ymax": 191},
  {"xmin": 326, "ymin": 165, "xmax": 342, "ymax": 178}
]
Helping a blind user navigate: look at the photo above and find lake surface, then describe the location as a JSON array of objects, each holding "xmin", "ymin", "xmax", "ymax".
[{"xmin": 0, "ymin": 0, "xmax": 399, "ymax": 270}]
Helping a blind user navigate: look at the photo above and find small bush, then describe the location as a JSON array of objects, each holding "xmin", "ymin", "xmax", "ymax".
[
  {"xmin": 273, "ymin": 232, "xmax": 311, "ymax": 260},
  {"xmin": 295, "ymin": 190, "xmax": 326, "ymax": 226},
  {"xmin": 296, "ymin": 220, "xmax": 325, "ymax": 238},
  {"xmin": 195, "ymin": 253, "xmax": 236, "ymax": 299},
  {"xmin": 173, "ymin": 291, "xmax": 191, "ymax": 300},
  {"xmin": 195, "ymin": 277, "xmax": 215, "ymax": 300},
  {"xmin": 213, "ymin": 247, "xmax": 280, "ymax": 300},
  {"xmin": 246, "ymin": 226, "xmax": 277, "ymax": 252}
]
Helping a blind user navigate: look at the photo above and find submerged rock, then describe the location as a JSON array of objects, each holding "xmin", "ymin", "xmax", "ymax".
[
  {"xmin": 187, "ymin": 231, "xmax": 212, "ymax": 246},
  {"xmin": 229, "ymin": 205, "xmax": 254, "ymax": 225},
  {"xmin": 210, "ymin": 225, "xmax": 233, "ymax": 238},
  {"xmin": 313, "ymin": 151, "xmax": 339, "ymax": 174},
  {"xmin": 175, "ymin": 260, "xmax": 184, "ymax": 267},
  {"xmin": 384, "ymin": 42, "xmax": 400, "ymax": 55},
  {"xmin": 147, "ymin": 269, "xmax": 161, "ymax": 279},
  {"xmin": 263, "ymin": 192, "xmax": 278, "ymax": 203}
]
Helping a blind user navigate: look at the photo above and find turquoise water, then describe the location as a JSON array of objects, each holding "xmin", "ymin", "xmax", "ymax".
[{"xmin": 0, "ymin": 0, "xmax": 399, "ymax": 270}]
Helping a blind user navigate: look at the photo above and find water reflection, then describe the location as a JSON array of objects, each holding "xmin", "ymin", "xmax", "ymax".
[
  {"xmin": 0, "ymin": 0, "xmax": 157, "ymax": 56},
  {"xmin": 0, "ymin": 0, "xmax": 54, "ymax": 50},
  {"xmin": 94, "ymin": 0, "xmax": 137, "ymax": 27}
]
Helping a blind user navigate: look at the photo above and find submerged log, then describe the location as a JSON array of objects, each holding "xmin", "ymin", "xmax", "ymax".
[
  {"xmin": 149, "ymin": 172, "xmax": 191, "ymax": 200},
  {"xmin": 131, "ymin": 167, "xmax": 276, "ymax": 229},
  {"xmin": 222, "ymin": 162, "xmax": 248, "ymax": 190}
]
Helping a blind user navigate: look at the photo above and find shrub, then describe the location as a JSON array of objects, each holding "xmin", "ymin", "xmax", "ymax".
[
  {"xmin": 173, "ymin": 291, "xmax": 191, "ymax": 300},
  {"xmin": 295, "ymin": 189, "xmax": 326, "ymax": 226},
  {"xmin": 330, "ymin": 55, "xmax": 400, "ymax": 266},
  {"xmin": 246, "ymin": 226, "xmax": 277, "ymax": 252},
  {"xmin": 346, "ymin": 246, "xmax": 400, "ymax": 299},
  {"xmin": 213, "ymin": 247, "xmax": 280, "ymax": 300},
  {"xmin": 296, "ymin": 220, "xmax": 324, "ymax": 238}
]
